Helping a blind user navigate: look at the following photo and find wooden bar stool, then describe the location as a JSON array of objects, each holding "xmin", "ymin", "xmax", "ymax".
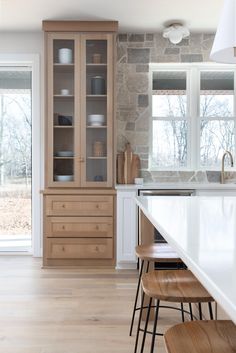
[
  {"xmin": 134, "ymin": 269, "xmax": 214, "ymax": 353},
  {"xmin": 164, "ymin": 320, "xmax": 236, "ymax": 353},
  {"xmin": 129, "ymin": 244, "xmax": 182, "ymax": 336}
]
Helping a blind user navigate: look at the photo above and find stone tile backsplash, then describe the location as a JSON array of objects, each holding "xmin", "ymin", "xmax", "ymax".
[{"xmin": 116, "ymin": 32, "xmax": 221, "ymax": 183}]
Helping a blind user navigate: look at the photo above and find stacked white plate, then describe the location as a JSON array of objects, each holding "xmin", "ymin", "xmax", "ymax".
[
  {"xmin": 88, "ymin": 114, "xmax": 105, "ymax": 126},
  {"xmin": 56, "ymin": 151, "xmax": 73, "ymax": 157}
]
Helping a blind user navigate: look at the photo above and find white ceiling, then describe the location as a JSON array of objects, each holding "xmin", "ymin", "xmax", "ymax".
[{"xmin": 0, "ymin": 0, "xmax": 223, "ymax": 32}]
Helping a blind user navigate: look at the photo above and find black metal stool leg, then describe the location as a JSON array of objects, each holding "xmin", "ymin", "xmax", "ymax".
[
  {"xmin": 198, "ymin": 303, "xmax": 203, "ymax": 320},
  {"xmin": 150, "ymin": 299, "xmax": 160, "ymax": 353},
  {"xmin": 134, "ymin": 292, "xmax": 145, "ymax": 353},
  {"xmin": 140, "ymin": 297, "xmax": 152, "ymax": 353},
  {"xmin": 180, "ymin": 302, "xmax": 185, "ymax": 322},
  {"xmin": 130, "ymin": 260, "xmax": 144, "ymax": 336},
  {"xmin": 146, "ymin": 261, "xmax": 150, "ymax": 273},
  {"xmin": 208, "ymin": 302, "xmax": 214, "ymax": 320},
  {"xmin": 189, "ymin": 303, "xmax": 193, "ymax": 320}
]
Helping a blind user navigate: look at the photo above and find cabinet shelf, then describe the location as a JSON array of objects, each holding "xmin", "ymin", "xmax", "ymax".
[
  {"xmin": 54, "ymin": 94, "xmax": 74, "ymax": 99},
  {"xmin": 54, "ymin": 125, "xmax": 74, "ymax": 129},
  {"xmin": 87, "ymin": 156, "xmax": 107, "ymax": 159},
  {"xmin": 54, "ymin": 63, "xmax": 74, "ymax": 72},
  {"xmin": 86, "ymin": 63, "xmax": 107, "ymax": 72},
  {"xmin": 86, "ymin": 95, "xmax": 107, "ymax": 100},
  {"xmin": 86, "ymin": 125, "xmax": 107, "ymax": 129},
  {"xmin": 54, "ymin": 157, "xmax": 74, "ymax": 159}
]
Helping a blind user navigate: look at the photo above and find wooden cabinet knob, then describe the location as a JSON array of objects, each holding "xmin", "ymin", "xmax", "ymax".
[
  {"xmin": 96, "ymin": 225, "xmax": 99, "ymax": 230},
  {"xmin": 62, "ymin": 204, "xmax": 65, "ymax": 208},
  {"xmin": 62, "ymin": 225, "xmax": 65, "ymax": 230},
  {"xmin": 96, "ymin": 204, "xmax": 99, "ymax": 209}
]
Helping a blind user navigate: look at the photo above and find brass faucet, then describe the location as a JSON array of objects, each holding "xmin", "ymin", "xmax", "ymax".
[{"xmin": 221, "ymin": 150, "xmax": 234, "ymax": 184}]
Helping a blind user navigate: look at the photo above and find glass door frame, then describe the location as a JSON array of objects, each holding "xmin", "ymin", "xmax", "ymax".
[
  {"xmin": 0, "ymin": 53, "xmax": 41, "ymax": 256},
  {"xmin": 80, "ymin": 33, "xmax": 114, "ymax": 188},
  {"xmin": 46, "ymin": 32, "xmax": 81, "ymax": 187}
]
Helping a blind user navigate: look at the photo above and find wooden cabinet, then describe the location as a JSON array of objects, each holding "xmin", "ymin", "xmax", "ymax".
[
  {"xmin": 43, "ymin": 191, "xmax": 116, "ymax": 266},
  {"xmin": 42, "ymin": 21, "xmax": 118, "ymax": 267},
  {"xmin": 44, "ymin": 22, "xmax": 117, "ymax": 188}
]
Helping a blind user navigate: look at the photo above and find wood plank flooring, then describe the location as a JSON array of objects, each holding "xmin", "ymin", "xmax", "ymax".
[{"xmin": 0, "ymin": 256, "xmax": 181, "ymax": 353}]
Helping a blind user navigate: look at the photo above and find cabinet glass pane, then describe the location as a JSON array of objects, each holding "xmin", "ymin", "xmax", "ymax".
[
  {"xmin": 53, "ymin": 39, "xmax": 75, "ymax": 182},
  {"xmin": 86, "ymin": 39, "xmax": 108, "ymax": 183}
]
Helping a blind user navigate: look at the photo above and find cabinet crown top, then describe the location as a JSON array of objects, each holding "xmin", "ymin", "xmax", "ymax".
[{"xmin": 42, "ymin": 20, "xmax": 118, "ymax": 33}]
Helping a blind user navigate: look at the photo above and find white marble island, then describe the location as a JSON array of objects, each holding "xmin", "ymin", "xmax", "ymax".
[{"xmin": 136, "ymin": 195, "xmax": 236, "ymax": 324}]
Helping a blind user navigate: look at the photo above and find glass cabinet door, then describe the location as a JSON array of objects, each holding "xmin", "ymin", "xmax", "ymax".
[
  {"xmin": 46, "ymin": 33, "xmax": 80, "ymax": 187},
  {"xmin": 80, "ymin": 34, "xmax": 113, "ymax": 187}
]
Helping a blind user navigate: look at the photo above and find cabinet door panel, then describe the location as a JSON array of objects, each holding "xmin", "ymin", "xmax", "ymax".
[
  {"xmin": 46, "ymin": 33, "xmax": 81, "ymax": 187},
  {"xmin": 80, "ymin": 33, "xmax": 114, "ymax": 187},
  {"xmin": 46, "ymin": 238, "xmax": 113, "ymax": 259},
  {"xmin": 46, "ymin": 195, "xmax": 113, "ymax": 216},
  {"xmin": 46, "ymin": 216, "xmax": 113, "ymax": 238}
]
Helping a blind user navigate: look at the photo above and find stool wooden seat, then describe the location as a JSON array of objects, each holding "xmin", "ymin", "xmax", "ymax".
[
  {"xmin": 134, "ymin": 269, "xmax": 214, "ymax": 353},
  {"xmin": 135, "ymin": 244, "xmax": 181, "ymax": 262},
  {"xmin": 142, "ymin": 269, "xmax": 214, "ymax": 303},
  {"xmin": 164, "ymin": 320, "xmax": 236, "ymax": 353},
  {"xmin": 130, "ymin": 243, "xmax": 182, "ymax": 336}
]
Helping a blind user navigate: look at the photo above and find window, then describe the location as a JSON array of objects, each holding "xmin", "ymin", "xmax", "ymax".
[{"xmin": 150, "ymin": 64, "xmax": 236, "ymax": 170}]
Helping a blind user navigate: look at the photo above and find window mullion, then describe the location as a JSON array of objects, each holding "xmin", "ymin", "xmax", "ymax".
[{"xmin": 189, "ymin": 67, "xmax": 199, "ymax": 170}]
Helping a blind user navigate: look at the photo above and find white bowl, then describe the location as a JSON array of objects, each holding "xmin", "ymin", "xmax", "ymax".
[
  {"xmin": 56, "ymin": 151, "xmax": 73, "ymax": 157},
  {"xmin": 88, "ymin": 114, "xmax": 105, "ymax": 126},
  {"xmin": 55, "ymin": 175, "xmax": 73, "ymax": 182}
]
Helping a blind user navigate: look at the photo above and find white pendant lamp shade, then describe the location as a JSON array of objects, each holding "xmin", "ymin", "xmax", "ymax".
[{"xmin": 210, "ymin": 0, "xmax": 236, "ymax": 63}]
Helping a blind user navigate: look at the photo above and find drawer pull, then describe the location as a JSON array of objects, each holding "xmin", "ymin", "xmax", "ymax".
[
  {"xmin": 96, "ymin": 204, "xmax": 99, "ymax": 209},
  {"xmin": 96, "ymin": 225, "xmax": 99, "ymax": 230},
  {"xmin": 62, "ymin": 246, "xmax": 65, "ymax": 252},
  {"xmin": 62, "ymin": 225, "xmax": 65, "ymax": 230},
  {"xmin": 62, "ymin": 204, "xmax": 65, "ymax": 208},
  {"xmin": 95, "ymin": 246, "xmax": 99, "ymax": 252}
]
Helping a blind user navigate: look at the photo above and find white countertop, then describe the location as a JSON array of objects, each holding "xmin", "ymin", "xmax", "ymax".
[
  {"xmin": 135, "ymin": 195, "xmax": 236, "ymax": 323},
  {"xmin": 116, "ymin": 182, "xmax": 236, "ymax": 190}
]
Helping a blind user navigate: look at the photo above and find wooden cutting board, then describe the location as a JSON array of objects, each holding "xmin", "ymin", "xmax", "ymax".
[
  {"xmin": 131, "ymin": 154, "xmax": 141, "ymax": 182},
  {"xmin": 117, "ymin": 153, "xmax": 125, "ymax": 184},
  {"xmin": 124, "ymin": 143, "xmax": 133, "ymax": 184},
  {"xmin": 117, "ymin": 143, "xmax": 141, "ymax": 184}
]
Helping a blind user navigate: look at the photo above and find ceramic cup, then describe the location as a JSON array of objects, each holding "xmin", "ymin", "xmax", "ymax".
[
  {"xmin": 58, "ymin": 48, "xmax": 72, "ymax": 64},
  {"xmin": 61, "ymin": 89, "xmax": 70, "ymax": 95},
  {"xmin": 92, "ymin": 53, "xmax": 102, "ymax": 64},
  {"xmin": 134, "ymin": 178, "xmax": 144, "ymax": 185}
]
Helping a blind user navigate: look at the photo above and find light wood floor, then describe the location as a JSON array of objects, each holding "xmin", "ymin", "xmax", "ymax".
[{"xmin": 0, "ymin": 256, "xmax": 182, "ymax": 353}]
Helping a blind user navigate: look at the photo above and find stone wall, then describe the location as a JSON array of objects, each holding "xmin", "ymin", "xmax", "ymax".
[{"xmin": 116, "ymin": 32, "xmax": 216, "ymax": 182}]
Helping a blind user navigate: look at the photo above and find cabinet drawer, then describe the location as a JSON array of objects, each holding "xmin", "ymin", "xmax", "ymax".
[
  {"xmin": 45, "ymin": 195, "xmax": 113, "ymax": 216},
  {"xmin": 46, "ymin": 238, "xmax": 113, "ymax": 259},
  {"xmin": 46, "ymin": 217, "xmax": 113, "ymax": 238}
]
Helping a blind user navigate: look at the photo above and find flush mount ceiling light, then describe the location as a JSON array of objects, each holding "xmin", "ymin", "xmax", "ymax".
[
  {"xmin": 163, "ymin": 23, "xmax": 190, "ymax": 44},
  {"xmin": 210, "ymin": 0, "xmax": 236, "ymax": 63}
]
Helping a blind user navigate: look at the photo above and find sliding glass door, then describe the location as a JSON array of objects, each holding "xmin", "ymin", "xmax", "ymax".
[{"xmin": 0, "ymin": 67, "xmax": 32, "ymax": 251}]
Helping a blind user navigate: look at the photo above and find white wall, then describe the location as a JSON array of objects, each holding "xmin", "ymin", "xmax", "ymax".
[{"xmin": 0, "ymin": 32, "xmax": 43, "ymax": 54}]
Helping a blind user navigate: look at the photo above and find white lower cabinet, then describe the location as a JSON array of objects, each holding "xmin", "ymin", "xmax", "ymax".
[{"xmin": 116, "ymin": 190, "xmax": 138, "ymax": 269}]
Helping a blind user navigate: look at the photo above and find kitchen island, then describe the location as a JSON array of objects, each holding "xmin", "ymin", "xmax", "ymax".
[{"xmin": 135, "ymin": 195, "xmax": 236, "ymax": 324}]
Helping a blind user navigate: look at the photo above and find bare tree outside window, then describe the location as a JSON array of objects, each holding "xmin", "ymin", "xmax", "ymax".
[{"xmin": 151, "ymin": 68, "xmax": 235, "ymax": 169}]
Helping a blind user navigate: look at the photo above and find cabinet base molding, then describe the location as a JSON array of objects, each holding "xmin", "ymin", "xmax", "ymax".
[
  {"xmin": 43, "ymin": 258, "xmax": 115, "ymax": 267},
  {"xmin": 115, "ymin": 262, "xmax": 137, "ymax": 270}
]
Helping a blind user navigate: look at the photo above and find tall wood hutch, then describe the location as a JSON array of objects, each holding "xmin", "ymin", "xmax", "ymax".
[{"xmin": 42, "ymin": 21, "xmax": 118, "ymax": 267}]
